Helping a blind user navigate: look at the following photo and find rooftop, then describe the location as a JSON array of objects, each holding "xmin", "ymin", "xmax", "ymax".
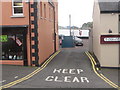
[{"xmin": 98, "ymin": 0, "xmax": 120, "ymax": 13}]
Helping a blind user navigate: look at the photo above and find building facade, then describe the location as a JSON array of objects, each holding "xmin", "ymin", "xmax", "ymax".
[
  {"xmin": 92, "ymin": 0, "xmax": 120, "ymax": 67},
  {"xmin": 0, "ymin": 0, "xmax": 59, "ymax": 66}
]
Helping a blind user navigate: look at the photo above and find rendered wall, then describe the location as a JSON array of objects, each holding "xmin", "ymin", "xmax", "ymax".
[
  {"xmin": 100, "ymin": 14, "xmax": 119, "ymax": 67},
  {"xmin": 93, "ymin": 0, "xmax": 101, "ymax": 63},
  {"xmin": 93, "ymin": 0, "xmax": 119, "ymax": 67}
]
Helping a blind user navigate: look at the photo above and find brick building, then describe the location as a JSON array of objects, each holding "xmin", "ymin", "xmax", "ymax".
[{"xmin": 0, "ymin": 0, "xmax": 59, "ymax": 66}]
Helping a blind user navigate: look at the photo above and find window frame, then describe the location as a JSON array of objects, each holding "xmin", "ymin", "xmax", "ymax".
[
  {"xmin": 40, "ymin": 2, "xmax": 43, "ymax": 18},
  {"xmin": 12, "ymin": 0, "xmax": 24, "ymax": 16},
  {"xmin": 44, "ymin": 3, "xmax": 47, "ymax": 19}
]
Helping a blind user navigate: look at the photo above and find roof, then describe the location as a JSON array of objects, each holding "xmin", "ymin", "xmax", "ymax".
[{"xmin": 98, "ymin": 0, "xmax": 120, "ymax": 13}]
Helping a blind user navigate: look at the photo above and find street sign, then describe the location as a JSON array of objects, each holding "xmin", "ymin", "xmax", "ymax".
[
  {"xmin": 0, "ymin": 35, "xmax": 8, "ymax": 42},
  {"xmin": 11, "ymin": 36, "xmax": 22, "ymax": 46},
  {"xmin": 100, "ymin": 35, "xmax": 120, "ymax": 44}
]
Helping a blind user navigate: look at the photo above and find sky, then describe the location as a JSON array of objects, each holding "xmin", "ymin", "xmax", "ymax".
[{"xmin": 58, "ymin": 0, "xmax": 94, "ymax": 28}]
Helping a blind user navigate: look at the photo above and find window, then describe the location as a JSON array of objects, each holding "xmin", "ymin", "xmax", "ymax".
[
  {"xmin": 49, "ymin": 7, "xmax": 53, "ymax": 21},
  {"xmin": 44, "ymin": 4, "xmax": 46, "ymax": 18},
  {"xmin": 51, "ymin": 8, "xmax": 54, "ymax": 21},
  {"xmin": 1, "ymin": 34, "xmax": 24, "ymax": 60},
  {"xmin": 49, "ymin": 7, "xmax": 51, "ymax": 20},
  {"xmin": 40, "ymin": 2, "xmax": 43, "ymax": 18},
  {"xmin": 12, "ymin": 0, "xmax": 23, "ymax": 16}
]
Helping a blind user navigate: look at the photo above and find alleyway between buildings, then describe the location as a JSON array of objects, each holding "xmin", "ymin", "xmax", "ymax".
[{"xmin": 1, "ymin": 40, "xmax": 119, "ymax": 89}]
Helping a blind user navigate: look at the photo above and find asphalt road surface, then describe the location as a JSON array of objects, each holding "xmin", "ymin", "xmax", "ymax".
[
  {"xmin": 1, "ymin": 39, "xmax": 118, "ymax": 89},
  {"xmin": 11, "ymin": 49, "xmax": 114, "ymax": 88}
]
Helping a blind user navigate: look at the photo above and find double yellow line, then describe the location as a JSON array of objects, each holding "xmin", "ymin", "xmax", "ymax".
[
  {"xmin": 85, "ymin": 51, "xmax": 120, "ymax": 89},
  {"xmin": 0, "ymin": 50, "xmax": 61, "ymax": 89}
]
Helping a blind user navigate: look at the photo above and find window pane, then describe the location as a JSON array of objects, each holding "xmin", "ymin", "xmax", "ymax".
[
  {"xmin": 14, "ymin": 2, "xmax": 22, "ymax": 6},
  {"xmin": 14, "ymin": 7, "xmax": 23, "ymax": 14},
  {"xmin": 13, "ymin": 0, "xmax": 22, "ymax": 3},
  {"xmin": 2, "ymin": 34, "xmax": 24, "ymax": 60},
  {"xmin": 44, "ymin": 4, "xmax": 46, "ymax": 18}
]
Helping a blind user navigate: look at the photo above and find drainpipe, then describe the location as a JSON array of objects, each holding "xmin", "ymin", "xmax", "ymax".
[
  {"xmin": 28, "ymin": 1, "xmax": 32, "ymax": 66},
  {"xmin": 118, "ymin": 1, "xmax": 120, "ymax": 67},
  {"xmin": 53, "ymin": 5, "xmax": 56, "ymax": 52}
]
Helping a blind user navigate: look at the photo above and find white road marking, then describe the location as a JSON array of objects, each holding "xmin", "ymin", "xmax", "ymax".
[
  {"xmin": 69, "ymin": 69, "xmax": 76, "ymax": 74},
  {"xmin": 53, "ymin": 68, "xmax": 84, "ymax": 74},
  {"xmin": 81, "ymin": 77, "xmax": 89, "ymax": 83},
  {"xmin": 46, "ymin": 69, "xmax": 89, "ymax": 83},
  {"xmin": 14, "ymin": 76, "xmax": 18, "ymax": 79},
  {"xmin": 54, "ymin": 76, "xmax": 63, "ymax": 82},
  {"xmin": 62, "ymin": 69, "xmax": 68, "ymax": 74},
  {"xmin": 53, "ymin": 69, "xmax": 62, "ymax": 73},
  {"xmin": 64, "ymin": 76, "xmax": 71, "ymax": 82},
  {"xmin": 0, "ymin": 80, "xmax": 6, "ymax": 83},
  {"xmin": 45, "ymin": 76, "xmax": 54, "ymax": 81},
  {"xmin": 73, "ymin": 77, "xmax": 80, "ymax": 82}
]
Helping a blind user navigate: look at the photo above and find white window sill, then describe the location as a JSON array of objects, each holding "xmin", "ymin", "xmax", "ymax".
[
  {"xmin": 40, "ymin": 17, "xmax": 43, "ymax": 19},
  {"xmin": 11, "ymin": 15, "xmax": 25, "ymax": 18}
]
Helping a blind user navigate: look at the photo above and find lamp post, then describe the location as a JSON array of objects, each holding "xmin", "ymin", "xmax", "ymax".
[{"xmin": 69, "ymin": 14, "xmax": 71, "ymax": 36}]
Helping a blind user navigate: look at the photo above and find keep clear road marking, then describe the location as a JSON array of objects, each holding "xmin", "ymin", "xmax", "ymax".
[
  {"xmin": 0, "ymin": 80, "xmax": 6, "ymax": 84},
  {"xmin": 14, "ymin": 76, "xmax": 18, "ymax": 79},
  {"xmin": 0, "ymin": 50, "xmax": 61, "ymax": 89},
  {"xmin": 85, "ymin": 51, "xmax": 120, "ymax": 89},
  {"xmin": 45, "ymin": 68, "xmax": 90, "ymax": 83}
]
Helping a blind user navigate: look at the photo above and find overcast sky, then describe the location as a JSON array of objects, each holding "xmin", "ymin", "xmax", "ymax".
[{"xmin": 58, "ymin": 0, "xmax": 94, "ymax": 28}]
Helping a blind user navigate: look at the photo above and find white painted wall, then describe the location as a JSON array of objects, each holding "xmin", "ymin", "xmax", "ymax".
[
  {"xmin": 93, "ymin": 0, "xmax": 119, "ymax": 67},
  {"xmin": 100, "ymin": 14, "xmax": 119, "ymax": 67}
]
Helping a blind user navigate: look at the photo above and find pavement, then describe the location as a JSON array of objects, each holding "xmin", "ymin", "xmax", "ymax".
[
  {"xmin": 101, "ymin": 68, "xmax": 120, "ymax": 87},
  {"xmin": 0, "ymin": 39, "xmax": 119, "ymax": 89},
  {"xmin": 1, "ymin": 65, "xmax": 37, "ymax": 86}
]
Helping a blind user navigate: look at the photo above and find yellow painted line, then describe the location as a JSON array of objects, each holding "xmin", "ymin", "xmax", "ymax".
[
  {"xmin": 1, "ymin": 51, "xmax": 61, "ymax": 89},
  {"xmin": 86, "ymin": 52, "xmax": 120, "ymax": 88},
  {"xmin": 85, "ymin": 52, "xmax": 120, "ymax": 89},
  {"xmin": 86, "ymin": 51, "xmax": 97, "ymax": 65},
  {"xmin": 0, "ymin": 50, "xmax": 61, "ymax": 89},
  {"xmin": 85, "ymin": 52, "xmax": 117, "ymax": 88}
]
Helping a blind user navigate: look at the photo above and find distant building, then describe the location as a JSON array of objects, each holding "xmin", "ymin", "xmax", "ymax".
[
  {"xmin": 59, "ymin": 29, "xmax": 89, "ymax": 38},
  {"xmin": 92, "ymin": 0, "xmax": 120, "ymax": 67},
  {"xmin": 0, "ymin": 0, "xmax": 59, "ymax": 66}
]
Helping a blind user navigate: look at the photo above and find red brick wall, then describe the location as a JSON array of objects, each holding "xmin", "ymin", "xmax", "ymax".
[{"xmin": 0, "ymin": 1, "xmax": 29, "ymax": 26}]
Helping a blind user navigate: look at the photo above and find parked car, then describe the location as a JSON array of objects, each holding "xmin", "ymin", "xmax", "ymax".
[
  {"xmin": 73, "ymin": 37, "xmax": 83, "ymax": 46},
  {"xmin": 59, "ymin": 39, "xmax": 62, "ymax": 45}
]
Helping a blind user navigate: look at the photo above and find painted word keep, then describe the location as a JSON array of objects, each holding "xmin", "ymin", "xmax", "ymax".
[{"xmin": 53, "ymin": 69, "xmax": 83, "ymax": 74}]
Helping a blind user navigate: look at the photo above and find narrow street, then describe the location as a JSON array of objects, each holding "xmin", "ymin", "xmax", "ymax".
[
  {"xmin": 1, "ymin": 40, "xmax": 116, "ymax": 88},
  {"xmin": 1, "ymin": 0, "xmax": 120, "ymax": 89}
]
